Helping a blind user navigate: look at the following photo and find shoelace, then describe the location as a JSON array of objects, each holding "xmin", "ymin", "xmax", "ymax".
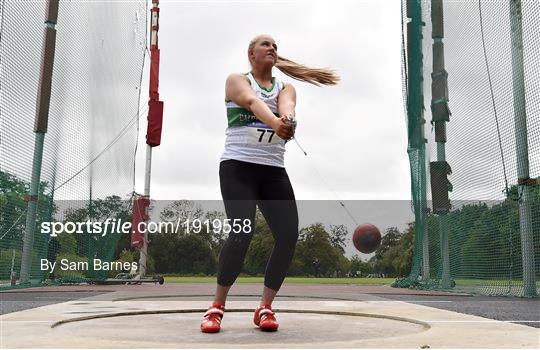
[
  {"xmin": 260, "ymin": 311, "xmax": 276, "ymax": 323},
  {"xmin": 257, "ymin": 307, "xmax": 275, "ymax": 323},
  {"xmin": 202, "ymin": 306, "xmax": 224, "ymax": 323},
  {"xmin": 203, "ymin": 313, "xmax": 222, "ymax": 325}
]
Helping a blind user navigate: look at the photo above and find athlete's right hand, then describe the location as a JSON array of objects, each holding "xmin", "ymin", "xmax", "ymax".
[{"xmin": 272, "ymin": 117, "xmax": 294, "ymax": 140}]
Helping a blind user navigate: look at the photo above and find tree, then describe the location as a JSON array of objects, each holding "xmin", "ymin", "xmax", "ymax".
[
  {"xmin": 374, "ymin": 227, "xmax": 401, "ymax": 261},
  {"xmin": 371, "ymin": 225, "xmax": 415, "ymax": 277},
  {"xmin": 202, "ymin": 210, "xmax": 228, "ymax": 254},
  {"xmin": 0, "ymin": 170, "xmax": 54, "ymax": 250},
  {"xmin": 329, "ymin": 224, "xmax": 348, "ymax": 253},
  {"xmin": 393, "ymin": 223, "xmax": 415, "ymax": 276},
  {"xmin": 62, "ymin": 195, "xmax": 131, "ymax": 261},
  {"xmin": 160, "ymin": 199, "xmax": 204, "ymax": 225},
  {"xmin": 149, "ymin": 226, "xmax": 217, "ymax": 275},
  {"xmin": 294, "ymin": 223, "xmax": 346, "ymax": 277},
  {"xmin": 244, "ymin": 210, "xmax": 274, "ymax": 275}
]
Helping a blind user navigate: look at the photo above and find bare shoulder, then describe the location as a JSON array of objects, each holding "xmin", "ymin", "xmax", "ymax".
[
  {"xmin": 225, "ymin": 73, "xmax": 253, "ymax": 101},
  {"xmin": 226, "ymin": 73, "xmax": 250, "ymax": 85},
  {"xmin": 282, "ymin": 82, "xmax": 296, "ymax": 91},
  {"xmin": 281, "ymin": 82, "xmax": 296, "ymax": 97}
]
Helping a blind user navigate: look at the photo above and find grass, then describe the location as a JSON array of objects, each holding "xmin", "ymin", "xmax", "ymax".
[{"xmin": 164, "ymin": 276, "xmax": 396, "ymax": 285}]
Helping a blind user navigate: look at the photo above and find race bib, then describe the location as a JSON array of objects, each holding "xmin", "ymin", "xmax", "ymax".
[{"xmin": 246, "ymin": 122, "xmax": 283, "ymax": 145}]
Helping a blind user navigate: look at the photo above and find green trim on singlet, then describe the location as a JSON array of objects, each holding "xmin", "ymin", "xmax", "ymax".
[
  {"xmin": 249, "ymin": 72, "xmax": 275, "ymax": 92},
  {"xmin": 225, "ymin": 73, "xmax": 280, "ymax": 127},
  {"xmin": 227, "ymin": 107, "xmax": 279, "ymax": 127}
]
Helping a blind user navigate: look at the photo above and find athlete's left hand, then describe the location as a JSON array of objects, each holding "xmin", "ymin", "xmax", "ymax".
[
  {"xmin": 277, "ymin": 116, "xmax": 294, "ymax": 140},
  {"xmin": 283, "ymin": 116, "xmax": 297, "ymax": 138}
]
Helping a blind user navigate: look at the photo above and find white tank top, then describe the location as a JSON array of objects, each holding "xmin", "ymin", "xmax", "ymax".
[{"xmin": 220, "ymin": 72, "xmax": 287, "ymax": 168}]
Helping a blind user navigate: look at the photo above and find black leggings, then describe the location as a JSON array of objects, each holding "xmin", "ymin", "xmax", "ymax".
[{"xmin": 217, "ymin": 159, "xmax": 299, "ymax": 291}]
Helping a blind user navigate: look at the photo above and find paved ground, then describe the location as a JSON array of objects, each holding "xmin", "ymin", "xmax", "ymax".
[
  {"xmin": 2, "ymin": 283, "xmax": 538, "ymax": 327},
  {"xmin": 1, "ymin": 283, "xmax": 539, "ymax": 348},
  {"xmin": 1, "ymin": 291, "xmax": 107, "ymax": 315},
  {"xmin": 381, "ymin": 293, "xmax": 540, "ymax": 328}
]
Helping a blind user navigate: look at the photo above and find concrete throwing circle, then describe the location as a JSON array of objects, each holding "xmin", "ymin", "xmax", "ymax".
[{"xmin": 51, "ymin": 309, "xmax": 429, "ymax": 346}]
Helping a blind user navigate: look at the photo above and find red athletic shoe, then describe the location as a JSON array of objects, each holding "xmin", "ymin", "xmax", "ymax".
[
  {"xmin": 253, "ymin": 304, "xmax": 279, "ymax": 331},
  {"xmin": 200, "ymin": 303, "xmax": 225, "ymax": 333}
]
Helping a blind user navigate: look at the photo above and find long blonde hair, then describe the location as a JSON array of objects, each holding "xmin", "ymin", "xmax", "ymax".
[{"xmin": 248, "ymin": 35, "xmax": 340, "ymax": 86}]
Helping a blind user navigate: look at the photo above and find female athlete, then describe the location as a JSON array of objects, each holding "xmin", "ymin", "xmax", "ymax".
[{"xmin": 201, "ymin": 34, "xmax": 339, "ymax": 333}]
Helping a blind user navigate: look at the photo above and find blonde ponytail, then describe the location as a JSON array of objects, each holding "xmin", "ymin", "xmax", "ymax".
[
  {"xmin": 247, "ymin": 35, "xmax": 340, "ymax": 86},
  {"xmin": 275, "ymin": 55, "xmax": 340, "ymax": 86}
]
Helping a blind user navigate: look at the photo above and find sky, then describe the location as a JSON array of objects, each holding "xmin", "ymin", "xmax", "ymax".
[{"xmin": 133, "ymin": 0, "xmax": 411, "ymax": 202}]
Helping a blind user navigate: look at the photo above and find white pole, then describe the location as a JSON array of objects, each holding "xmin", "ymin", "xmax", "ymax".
[
  {"xmin": 20, "ymin": 133, "xmax": 45, "ymax": 283},
  {"xmin": 20, "ymin": 0, "xmax": 59, "ymax": 284},
  {"xmin": 509, "ymin": 0, "xmax": 536, "ymax": 297},
  {"xmin": 137, "ymin": 144, "xmax": 152, "ymax": 278},
  {"xmin": 137, "ymin": 0, "xmax": 161, "ymax": 279}
]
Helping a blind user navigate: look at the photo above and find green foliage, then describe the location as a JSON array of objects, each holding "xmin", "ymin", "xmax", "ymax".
[
  {"xmin": 244, "ymin": 210, "xmax": 274, "ymax": 274},
  {"xmin": 54, "ymin": 253, "xmax": 88, "ymax": 279},
  {"xmin": 348, "ymin": 255, "xmax": 373, "ymax": 277},
  {"xmin": 160, "ymin": 199, "xmax": 204, "ymax": 223},
  {"xmin": 294, "ymin": 223, "xmax": 347, "ymax": 277},
  {"xmin": 375, "ymin": 227, "xmax": 401, "ymax": 261},
  {"xmin": 404, "ymin": 176, "xmax": 540, "ymax": 289},
  {"xmin": 328, "ymin": 224, "xmax": 348, "ymax": 253},
  {"xmin": 149, "ymin": 201, "xmax": 416, "ymax": 279},
  {"xmin": 149, "ymin": 228, "xmax": 216, "ymax": 275},
  {"xmin": 62, "ymin": 195, "xmax": 131, "ymax": 260},
  {"xmin": 0, "ymin": 170, "xmax": 57, "ymax": 283},
  {"xmin": 371, "ymin": 225, "xmax": 415, "ymax": 277},
  {"xmin": 57, "ymin": 231, "xmax": 77, "ymax": 255},
  {"xmin": 119, "ymin": 248, "xmax": 136, "ymax": 263},
  {"xmin": 0, "ymin": 170, "xmax": 54, "ymax": 251},
  {"xmin": 0, "ymin": 249, "xmax": 21, "ymax": 280},
  {"xmin": 118, "ymin": 248, "xmax": 155, "ymax": 274},
  {"xmin": 203, "ymin": 210, "xmax": 228, "ymax": 252},
  {"xmin": 434, "ymin": 194, "xmax": 536, "ymax": 280},
  {"xmin": 0, "ymin": 169, "xmax": 136, "ymax": 284}
]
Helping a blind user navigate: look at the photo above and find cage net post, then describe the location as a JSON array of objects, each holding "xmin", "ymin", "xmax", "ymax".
[
  {"xmin": 429, "ymin": 0, "xmax": 452, "ymax": 289},
  {"xmin": 396, "ymin": 0, "xmax": 539, "ymax": 297},
  {"xmin": 393, "ymin": 0, "xmax": 430, "ymax": 288},
  {"xmin": 509, "ymin": 0, "xmax": 537, "ymax": 297},
  {"xmin": 136, "ymin": 0, "xmax": 164, "ymax": 280},
  {"xmin": 19, "ymin": 0, "xmax": 59, "ymax": 284}
]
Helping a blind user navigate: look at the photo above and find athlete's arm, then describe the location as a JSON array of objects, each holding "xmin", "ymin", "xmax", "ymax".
[
  {"xmin": 226, "ymin": 73, "xmax": 293, "ymax": 139},
  {"xmin": 278, "ymin": 82, "xmax": 296, "ymax": 118}
]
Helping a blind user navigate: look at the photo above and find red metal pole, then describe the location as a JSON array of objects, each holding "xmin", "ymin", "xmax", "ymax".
[
  {"xmin": 134, "ymin": 0, "xmax": 164, "ymax": 276},
  {"xmin": 149, "ymin": 0, "xmax": 160, "ymax": 102},
  {"xmin": 146, "ymin": 0, "xmax": 164, "ymax": 147}
]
